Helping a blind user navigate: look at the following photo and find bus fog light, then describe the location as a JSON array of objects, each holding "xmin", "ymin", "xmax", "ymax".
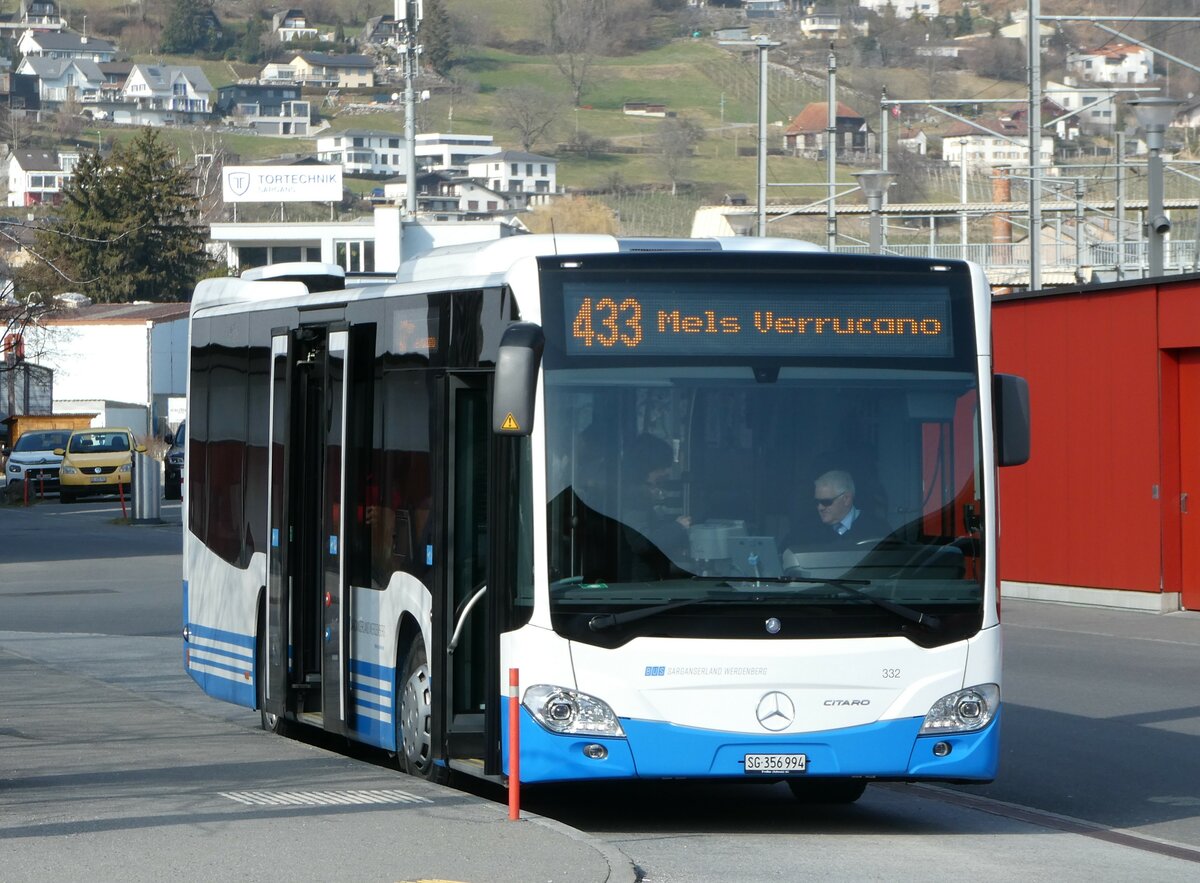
[
  {"xmin": 933, "ymin": 741, "xmax": 952, "ymax": 757},
  {"xmin": 583, "ymin": 743, "xmax": 608, "ymax": 760},
  {"xmin": 524, "ymin": 684, "xmax": 625, "ymax": 737},
  {"xmin": 919, "ymin": 684, "xmax": 999, "ymax": 735}
]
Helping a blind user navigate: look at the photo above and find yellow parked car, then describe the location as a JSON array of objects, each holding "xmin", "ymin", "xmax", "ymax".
[{"xmin": 56, "ymin": 428, "xmax": 144, "ymax": 503}]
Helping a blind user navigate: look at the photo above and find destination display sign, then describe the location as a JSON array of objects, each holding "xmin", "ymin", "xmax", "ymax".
[{"xmin": 562, "ymin": 283, "xmax": 954, "ymax": 358}]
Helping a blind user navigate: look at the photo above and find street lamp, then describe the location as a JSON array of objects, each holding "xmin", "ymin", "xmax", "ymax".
[
  {"xmin": 1129, "ymin": 96, "xmax": 1181, "ymax": 277},
  {"xmin": 853, "ymin": 169, "xmax": 895, "ymax": 254}
]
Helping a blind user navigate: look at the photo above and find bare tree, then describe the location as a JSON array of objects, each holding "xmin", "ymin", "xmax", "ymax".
[
  {"xmin": 545, "ymin": 0, "xmax": 611, "ymax": 106},
  {"xmin": 655, "ymin": 115, "xmax": 705, "ymax": 196},
  {"xmin": 493, "ymin": 85, "xmax": 565, "ymax": 152}
]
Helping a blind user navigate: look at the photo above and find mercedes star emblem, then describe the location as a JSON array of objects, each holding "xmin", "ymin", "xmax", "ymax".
[{"xmin": 755, "ymin": 691, "xmax": 795, "ymax": 731}]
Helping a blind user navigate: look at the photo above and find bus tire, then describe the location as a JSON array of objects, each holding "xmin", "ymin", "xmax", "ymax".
[
  {"xmin": 786, "ymin": 778, "xmax": 867, "ymax": 804},
  {"xmin": 397, "ymin": 639, "xmax": 448, "ymax": 783}
]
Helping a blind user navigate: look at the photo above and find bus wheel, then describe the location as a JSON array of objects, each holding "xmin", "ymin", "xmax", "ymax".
[
  {"xmin": 398, "ymin": 640, "xmax": 448, "ymax": 783},
  {"xmin": 787, "ymin": 778, "xmax": 867, "ymax": 804}
]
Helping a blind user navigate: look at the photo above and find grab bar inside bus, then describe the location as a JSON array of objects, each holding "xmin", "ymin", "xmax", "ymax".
[{"xmin": 448, "ymin": 584, "xmax": 488, "ymax": 653}]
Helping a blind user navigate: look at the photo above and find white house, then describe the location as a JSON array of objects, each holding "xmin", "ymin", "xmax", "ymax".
[
  {"xmin": 1046, "ymin": 78, "xmax": 1117, "ymax": 135},
  {"xmin": 281, "ymin": 52, "xmax": 375, "ymax": 89},
  {"xmin": 941, "ymin": 116, "xmax": 1055, "ymax": 171},
  {"xmin": 25, "ymin": 301, "xmax": 191, "ymax": 436},
  {"xmin": 15, "ymin": 55, "xmax": 105, "ymax": 103},
  {"xmin": 6, "ymin": 149, "xmax": 77, "ymax": 207},
  {"xmin": 800, "ymin": 6, "xmax": 841, "ymax": 39},
  {"xmin": 1068, "ymin": 43, "xmax": 1153, "ymax": 85},
  {"xmin": 17, "ymin": 29, "xmax": 116, "ymax": 62},
  {"xmin": 897, "ymin": 127, "xmax": 928, "ymax": 156},
  {"xmin": 121, "ymin": 64, "xmax": 214, "ymax": 114},
  {"xmin": 465, "ymin": 150, "xmax": 558, "ymax": 197},
  {"xmin": 858, "ymin": 0, "xmax": 939, "ymax": 19},
  {"xmin": 317, "ymin": 130, "xmax": 409, "ymax": 176},
  {"xmin": 456, "ymin": 180, "xmax": 510, "ymax": 215},
  {"xmin": 0, "ymin": 1, "xmax": 64, "ymax": 38},
  {"xmin": 272, "ymin": 8, "xmax": 318, "ymax": 41},
  {"xmin": 415, "ymin": 133, "xmax": 502, "ymax": 175}
]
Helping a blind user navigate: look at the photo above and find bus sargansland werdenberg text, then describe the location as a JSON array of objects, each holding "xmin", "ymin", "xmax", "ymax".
[{"xmin": 182, "ymin": 236, "xmax": 1029, "ymax": 803}]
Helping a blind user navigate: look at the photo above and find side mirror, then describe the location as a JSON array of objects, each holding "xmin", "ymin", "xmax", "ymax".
[
  {"xmin": 135, "ymin": 444, "xmax": 147, "ymax": 454},
  {"xmin": 53, "ymin": 448, "xmax": 65, "ymax": 456},
  {"xmin": 493, "ymin": 322, "xmax": 544, "ymax": 437},
  {"xmin": 164, "ymin": 432, "xmax": 174, "ymax": 445},
  {"xmin": 994, "ymin": 373, "xmax": 1030, "ymax": 467}
]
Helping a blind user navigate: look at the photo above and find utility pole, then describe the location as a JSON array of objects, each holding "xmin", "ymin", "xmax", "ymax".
[
  {"xmin": 398, "ymin": 0, "xmax": 423, "ymax": 220},
  {"xmin": 719, "ymin": 34, "xmax": 780, "ymax": 237},
  {"xmin": 1028, "ymin": 0, "xmax": 1042, "ymax": 291},
  {"xmin": 826, "ymin": 46, "xmax": 837, "ymax": 251}
]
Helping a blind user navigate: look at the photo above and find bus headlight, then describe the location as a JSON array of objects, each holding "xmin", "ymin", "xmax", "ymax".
[
  {"xmin": 61, "ymin": 465, "xmax": 78, "ymax": 475},
  {"xmin": 523, "ymin": 684, "xmax": 625, "ymax": 737},
  {"xmin": 919, "ymin": 684, "xmax": 999, "ymax": 734},
  {"xmin": 119, "ymin": 463, "xmax": 132, "ymax": 474}
]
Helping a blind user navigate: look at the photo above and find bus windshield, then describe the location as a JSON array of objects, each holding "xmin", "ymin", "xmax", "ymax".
[{"xmin": 539, "ymin": 259, "xmax": 983, "ymax": 647}]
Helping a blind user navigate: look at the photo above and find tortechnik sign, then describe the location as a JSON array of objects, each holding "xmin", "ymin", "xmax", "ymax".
[{"xmin": 222, "ymin": 165, "xmax": 343, "ymax": 203}]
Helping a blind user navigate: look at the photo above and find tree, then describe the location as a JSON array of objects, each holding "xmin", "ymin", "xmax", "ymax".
[
  {"xmin": 493, "ymin": 85, "xmax": 565, "ymax": 152},
  {"xmin": 524, "ymin": 196, "xmax": 618, "ymax": 234},
  {"xmin": 422, "ymin": 0, "xmax": 454, "ymax": 75},
  {"xmin": 21, "ymin": 129, "xmax": 214, "ymax": 303},
  {"xmin": 159, "ymin": 0, "xmax": 224, "ymax": 54},
  {"xmin": 655, "ymin": 115, "xmax": 705, "ymax": 196},
  {"xmin": 545, "ymin": 0, "xmax": 611, "ymax": 106}
]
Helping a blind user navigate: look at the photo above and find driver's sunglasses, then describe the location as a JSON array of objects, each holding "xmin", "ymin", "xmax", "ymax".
[{"xmin": 814, "ymin": 493, "xmax": 845, "ymax": 507}]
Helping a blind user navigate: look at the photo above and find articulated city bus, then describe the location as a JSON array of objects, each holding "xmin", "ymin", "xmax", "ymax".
[{"xmin": 182, "ymin": 235, "xmax": 1029, "ymax": 802}]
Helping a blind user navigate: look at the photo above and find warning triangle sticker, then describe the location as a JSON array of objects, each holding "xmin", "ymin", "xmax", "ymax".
[{"xmin": 501, "ymin": 412, "xmax": 520, "ymax": 432}]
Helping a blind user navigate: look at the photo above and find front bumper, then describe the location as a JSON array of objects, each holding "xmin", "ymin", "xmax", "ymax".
[{"xmin": 502, "ymin": 704, "xmax": 1001, "ymax": 784}]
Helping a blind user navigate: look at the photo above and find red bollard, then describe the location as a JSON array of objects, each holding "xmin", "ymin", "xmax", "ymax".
[
  {"xmin": 118, "ymin": 479, "xmax": 127, "ymax": 519},
  {"xmin": 23, "ymin": 477, "xmax": 29, "ymax": 507},
  {"xmin": 508, "ymin": 667, "xmax": 520, "ymax": 820}
]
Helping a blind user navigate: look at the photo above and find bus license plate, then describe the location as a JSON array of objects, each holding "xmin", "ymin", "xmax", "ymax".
[{"xmin": 744, "ymin": 753, "xmax": 808, "ymax": 774}]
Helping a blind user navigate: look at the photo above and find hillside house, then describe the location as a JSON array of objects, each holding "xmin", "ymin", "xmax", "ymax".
[
  {"xmin": 1046, "ymin": 78, "xmax": 1117, "ymax": 136},
  {"xmin": 15, "ymin": 56, "xmax": 104, "ymax": 104},
  {"xmin": 361, "ymin": 15, "xmax": 402, "ymax": 45},
  {"xmin": 284, "ymin": 52, "xmax": 375, "ymax": 89},
  {"xmin": 216, "ymin": 84, "xmax": 310, "ymax": 136},
  {"xmin": 6, "ymin": 148, "xmax": 77, "ymax": 207},
  {"xmin": 784, "ymin": 102, "xmax": 875, "ymax": 159},
  {"xmin": 466, "ymin": 150, "xmax": 558, "ymax": 200},
  {"xmin": 273, "ymin": 9, "xmax": 318, "ymax": 42},
  {"xmin": 415, "ymin": 132, "xmax": 501, "ymax": 174},
  {"xmin": 800, "ymin": 6, "xmax": 841, "ymax": 40},
  {"xmin": 316, "ymin": 130, "xmax": 409, "ymax": 176},
  {"xmin": 0, "ymin": 1, "xmax": 64, "ymax": 38},
  {"xmin": 858, "ymin": 0, "xmax": 940, "ymax": 17},
  {"xmin": 1068, "ymin": 44, "xmax": 1153, "ymax": 85},
  {"xmin": 942, "ymin": 115, "xmax": 1055, "ymax": 171},
  {"xmin": 897, "ymin": 127, "xmax": 928, "ymax": 156},
  {"xmin": 17, "ymin": 30, "xmax": 115, "ymax": 63},
  {"xmin": 122, "ymin": 64, "xmax": 213, "ymax": 116}
]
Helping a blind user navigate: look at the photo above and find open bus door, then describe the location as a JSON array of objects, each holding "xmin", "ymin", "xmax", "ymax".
[
  {"xmin": 264, "ymin": 322, "xmax": 355, "ymax": 737},
  {"xmin": 433, "ymin": 374, "xmax": 502, "ymax": 777}
]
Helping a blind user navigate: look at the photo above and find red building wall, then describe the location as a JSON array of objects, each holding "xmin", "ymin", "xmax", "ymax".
[{"xmin": 993, "ymin": 283, "xmax": 1166, "ymax": 595}]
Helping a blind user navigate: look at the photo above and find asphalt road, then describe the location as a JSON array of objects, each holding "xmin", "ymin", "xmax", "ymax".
[{"xmin": 3, "ymin": 497, "xmax": 1200, "ymax": 881}]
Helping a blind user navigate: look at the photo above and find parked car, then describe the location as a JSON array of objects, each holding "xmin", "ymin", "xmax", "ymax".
[
  {"xmin": 164, "ymin": 420, "xmax": 185, "ymax": 501},
  {"xmin": 56, "ymin": 428, "xmax": 143, "ymax": 503},
  {"xmin": 4, "ymin": 429, "xmax": 74, "ymax": 492}
]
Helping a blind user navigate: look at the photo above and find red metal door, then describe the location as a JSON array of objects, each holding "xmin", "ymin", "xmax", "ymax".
[{"xmin": 1178, "ymin": 351, "xmax": 1200, "ymax": 610}]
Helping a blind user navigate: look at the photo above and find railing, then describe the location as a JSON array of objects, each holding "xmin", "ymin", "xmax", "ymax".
[{"xmin": 838, "ymin": 240, "xmax": 1200, "ymax": 278}]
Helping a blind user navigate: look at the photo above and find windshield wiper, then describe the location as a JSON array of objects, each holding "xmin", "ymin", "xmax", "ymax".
[
  {"xmin": 688, "ymin": 575, "xmax": 941, "ymax": 631},
  {"xmin": 587, "ymin": 596, "xmax": 713, "ymax": 631},
  {"xmin": 826, "ymin": 583, "xmax": 942, "ymax": 631}
]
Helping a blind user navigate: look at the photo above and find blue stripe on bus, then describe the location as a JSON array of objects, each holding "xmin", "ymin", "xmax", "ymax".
[
  {"xmin": 501, "ymin": 703, "xmax": 1001, "ymax": 784},
  {"xmin": 349, "ymin": 658, "xmax": 391, "ymax": 680},
  {"xmin": 189, "ymin": 622, "xmax": 255, "ymax": 649},
  {"xmin": 349, "ymin": 679, "xmax": 389, "ymax": 699}
]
